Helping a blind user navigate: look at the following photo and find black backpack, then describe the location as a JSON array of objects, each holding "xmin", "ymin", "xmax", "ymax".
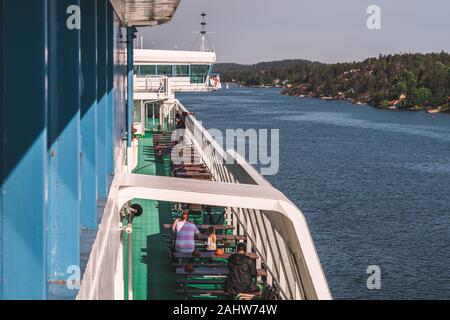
[{"xmin": 257, "ymin": 284, "xmax": 281, "ymax": 300}]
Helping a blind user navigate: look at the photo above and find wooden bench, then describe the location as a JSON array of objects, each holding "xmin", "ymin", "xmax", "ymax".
[
  {"xmin": 153, "ymin": 133, "xmax": 171, "ymax": 138},
  {"xmin": 175, "ymin": 289, "xmax": 227, "ymax": 296},
  {"xmin": 173, "ymin": 168, "xmax": 208, "ymax": 174},
  {"xmin": 172, "ymin": 163, "xmax": 206, "ymax": 169},
  {"xmin": 153, "ymin": 136, "xmax": 167, "ymax": 140},
  {"xmin": 174, "ymin": 171, "xmax": 209, "ymax": 176},
  {"xmin": 174, "ymin": 278, "xmax": 225, "ymax": 285},
  {"xmin": 167, "ymin": 243, "xmax": 232, "ymax": 251},
  {"xmin": 163, "ymin": 223, "xmax": 234, "ymax": 231},
  {"xmin": 175, "ymin": 277, "xmax": 226, "ymax": 288},
  {"xmin": 175, "ymin": 288, "xmax": 262, "ymax": 298},
  {"xmin": 154, "ymin": 143, "xmax": 173, "ymax": 147},
  {"xmin": 174, "ymin": 279, "xmax": 225, "ymax": 296},
  {"xmin": 166, "ymin": 234, "xmax": 246, "ymax": 242},
  {"xmin": 172, "ymin": 251, "xmax": 258, "ymax": 260},
  {"xmin": 176, "ymin": 267, "xmax": 267, "ymax": 277},
  {"xmin": 172, "ymin": 262, "xmax": 227, "ymax": 268}
]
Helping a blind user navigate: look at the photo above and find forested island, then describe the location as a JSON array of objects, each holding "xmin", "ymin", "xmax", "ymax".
[{"xmin": 213, "ymin": 52, "xmax": 450, "ymax": 112}]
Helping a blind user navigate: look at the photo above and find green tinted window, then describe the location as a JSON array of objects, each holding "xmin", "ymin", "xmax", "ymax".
[
  {"xmin": 190, "ymin": 65, "xmax": 210, "ymax": 83},
  {"xmin": 156, "ymin": 65, "xmax": 173, "ymax": 76},
  {"xmin": 176, "ymin": 65, "xmax": 189, "ymax": 76},
  {"xmin": 140, "ymin": 65, "xmax": 156, "ymax": 75},
  {"xmin": 191, "ymin": 65, "xmax": 209, "ymax": 75}
]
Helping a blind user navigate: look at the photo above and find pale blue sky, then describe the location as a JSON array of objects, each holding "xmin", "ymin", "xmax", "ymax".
[{"xmin": 138, "ymin": 0, "xmax": 450, "ymax": 64}]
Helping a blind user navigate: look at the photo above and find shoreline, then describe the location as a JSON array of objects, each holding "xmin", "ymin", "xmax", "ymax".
[
  {"xmin": 230, "ymin": 83, "xmax": 450, "ymax": 114},
  {"xmin": 281, "ymin": 91, "xmax": 448, "ymax": 112}
]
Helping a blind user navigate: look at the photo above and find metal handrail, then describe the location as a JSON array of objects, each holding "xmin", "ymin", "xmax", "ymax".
[
  {"xmin": 230, "ymin": 207, "xmax": 290, "ymax": 300},
  {"xmin": 173, "ymin": 100, "xmax": 312, "ymax": 300},
  {"xmin": 144, "ymin": 75, "xmax": 167, "ymax": 93}
]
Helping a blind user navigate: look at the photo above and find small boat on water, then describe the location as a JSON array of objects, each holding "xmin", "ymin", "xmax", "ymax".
[{"xmin": 426, "ymin": 108, "xmax": 441, "ymax": 114}]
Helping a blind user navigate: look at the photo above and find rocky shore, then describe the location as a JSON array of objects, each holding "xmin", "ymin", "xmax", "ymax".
[{"xmin": 281, "ymin": 86, "xmax": 450, "ymax": 114}]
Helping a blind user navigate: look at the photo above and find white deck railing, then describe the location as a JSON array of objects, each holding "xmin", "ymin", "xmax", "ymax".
[
  {"xmin": 134, "ymin": 75, "xmax": 218, "ymax": 97},
  {"xmin": 175, "ymin": 99, "xmax": 331, "ymax": 300}
]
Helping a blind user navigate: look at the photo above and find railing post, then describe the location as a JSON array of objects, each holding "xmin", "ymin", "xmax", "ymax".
[
  {"xmin": 266, "ymin": 242, "xmax": 274, "ymax": 285},
  {"xmin": 254, "ymin": 234, "xmax": 262, "ymax": 271},
  {"xmin": 279, "ymin": 260, "xmax": 287, "ymax": 296},
  {"xmin": 225, "ymin": 207, "xmax": 235, "ymax": 235}
]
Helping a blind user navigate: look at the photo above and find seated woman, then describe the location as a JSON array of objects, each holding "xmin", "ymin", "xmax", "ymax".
[
  {"xmin": 206, "ymin": 226, "xmax": 217, "ymax": 251},
  {"xmin": 172, "ymin": 210, "xmax": 200, "ymax": 253}
]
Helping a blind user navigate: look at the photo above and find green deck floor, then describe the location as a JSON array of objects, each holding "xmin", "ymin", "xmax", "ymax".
[
  {"xmin": 123, "ymin": 122, "xmax": 230, "ymax": 300},
  {"xmin": 123, "ymin": 130, "xmax": 183, "ymax": 300}
]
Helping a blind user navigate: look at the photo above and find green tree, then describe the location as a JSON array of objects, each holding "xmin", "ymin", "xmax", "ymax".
[
  {"xmin": 399, "ymin": 70, "xmax": 417, "ymax": 95},
  {"xmin": 410, "ymin": 87, "xmax": 432, "ymax": 107},
  {"xmin": 391, "ymin": 81, "xmax": 407, "ymax": 98}
]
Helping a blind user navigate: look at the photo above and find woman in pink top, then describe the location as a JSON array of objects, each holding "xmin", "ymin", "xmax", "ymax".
[{"xmin": 172, "ymin": 210, "xmax": 200, "ymax": 253}]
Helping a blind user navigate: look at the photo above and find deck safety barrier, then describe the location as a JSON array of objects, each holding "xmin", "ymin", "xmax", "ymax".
[{"xmin": 176, "ymin": 100, "xmax": 330, "ymax": 300}]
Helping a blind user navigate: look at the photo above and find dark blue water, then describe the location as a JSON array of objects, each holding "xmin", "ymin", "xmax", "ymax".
[{"xmin": 178, "ymin": 85, "xmax": 450, "ymax": 299}]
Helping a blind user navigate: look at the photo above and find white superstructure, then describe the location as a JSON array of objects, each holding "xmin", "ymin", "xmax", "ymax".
[{"xmin": 133, "ymin": 49, "xmax": 221, "ymax": 102}]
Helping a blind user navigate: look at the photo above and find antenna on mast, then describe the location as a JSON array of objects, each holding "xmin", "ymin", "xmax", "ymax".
[
  {"xmin": 190, "ymin": 12, "xmax": 215, "ymax": 52},
  {"xmin": 200, "ymin": 12, "xmax": 207, "ymax": 52}
]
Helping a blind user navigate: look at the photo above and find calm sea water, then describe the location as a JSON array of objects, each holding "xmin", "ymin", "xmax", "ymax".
[{"xmin": 178, "ymin": 85, "xmax": 450, "ymax": 299}]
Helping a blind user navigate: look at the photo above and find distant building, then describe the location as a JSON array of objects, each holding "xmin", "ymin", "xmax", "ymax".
[{"xmin": 389, "ymin": 100, "xmax": 399, "ymax": 106}]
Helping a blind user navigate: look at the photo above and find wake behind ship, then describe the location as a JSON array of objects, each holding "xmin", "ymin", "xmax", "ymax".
[{"xmin": 0, "ymin": 0, "xmax": 331, "ymax": 300}]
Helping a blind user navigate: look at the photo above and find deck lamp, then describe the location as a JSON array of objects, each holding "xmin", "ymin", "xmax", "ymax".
[{"xmin": 119, "ymin": 202, "xmax": 143, "ymax": 233}]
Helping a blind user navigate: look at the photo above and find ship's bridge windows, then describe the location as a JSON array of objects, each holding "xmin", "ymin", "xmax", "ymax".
[
  {"xmin": 135, "ymin": 65, "xmax": 156, "ymax": 76},
  {"xmin": 156, "ymin": 65, "xmax": 173, "ymax": 76},
  {"xmin": 175, "ymin": 65, "xmax": 189, "ymax": 77},
  {"xmin": 134, "ymin": 64, "xmax": 212, "ymax": 82},
  {"xmin": 190, "ymin": 64, "xmax": 210, "ymax": 84}
]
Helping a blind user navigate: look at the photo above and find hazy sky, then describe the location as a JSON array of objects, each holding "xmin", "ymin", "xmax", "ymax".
[{"xmin": 138, "ymin": 0, "xmax": 450, "ymax": 64}]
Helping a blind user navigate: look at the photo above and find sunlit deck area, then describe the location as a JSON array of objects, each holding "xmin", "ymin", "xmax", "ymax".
[{"xmin": 123, "ymin": 121, "xmax": 263, "ymax": 300}]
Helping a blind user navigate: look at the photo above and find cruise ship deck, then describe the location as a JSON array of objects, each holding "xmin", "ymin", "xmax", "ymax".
[
  {"xmin": 123, "ymin": 125, "xmax": 228, "ymax": 300},
  {"xmin": 0, "ymin": 0, "xmax": 331, "ymax": 300},
  {"xmin": 124, "ymin": 127, "xmax": 176, "ymax": 300}
]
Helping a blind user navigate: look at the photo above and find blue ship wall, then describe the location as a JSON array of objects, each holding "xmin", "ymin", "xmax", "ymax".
[{"xmin": 0, "ymin": 0, "xmax": 127, "ymax": 299}]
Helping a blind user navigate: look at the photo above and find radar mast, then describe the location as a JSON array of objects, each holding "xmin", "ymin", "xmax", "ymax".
[{"xmin": 191, "ymin": 13, "xmax": 214, "ymax": 52}]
